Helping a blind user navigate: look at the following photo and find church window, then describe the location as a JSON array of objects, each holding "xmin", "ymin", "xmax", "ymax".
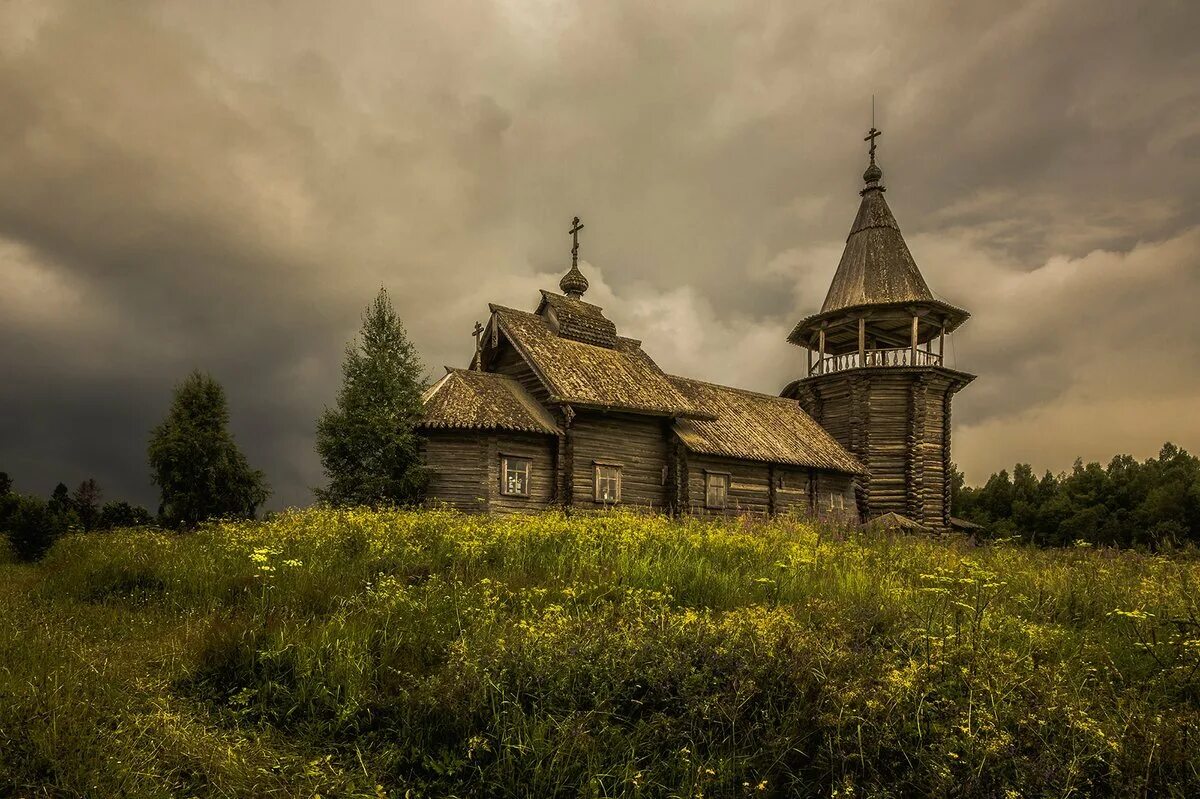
[
  {"xmin": 594, "ymin": 463, "xmax": 621, "ymax": 503},
  {"xmin": 501, "ymin": 456, "xmax": 531, "ymax": 497},
  {"xmin": 705, "ymin": 472, "xmax": 730, "ymax": 509}
]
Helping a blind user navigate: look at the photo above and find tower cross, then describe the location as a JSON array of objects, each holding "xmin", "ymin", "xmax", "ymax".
[
  {"xmin": 569, "ymin": 216, "xmax": 584, "ymax": 267},
  {"xmin": 864, "ymin": 126, "xmax": 882, "ymax": 163}
]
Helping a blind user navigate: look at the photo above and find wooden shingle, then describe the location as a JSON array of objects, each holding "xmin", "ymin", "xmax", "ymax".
[
  {"xmin": 489, "ymin": 304, "xmax": 707, "ymax": 418},
  {"xmin": 669, "ymin": 376, "xmax": 865, "ymax": 474},
  {"xmin": 420, "ymin": 368, "xmax": 559, "ymax": 434}
]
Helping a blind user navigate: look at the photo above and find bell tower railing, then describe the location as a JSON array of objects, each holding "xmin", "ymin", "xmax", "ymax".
[{"xmin": 810, "ymin": 346, "xmax": 943, "ymax": 376}]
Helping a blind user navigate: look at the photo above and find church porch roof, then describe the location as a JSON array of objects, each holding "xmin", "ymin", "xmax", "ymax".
[{"xmin": 419, "ymin": 368, "xmax": 560, "ymax": 435}]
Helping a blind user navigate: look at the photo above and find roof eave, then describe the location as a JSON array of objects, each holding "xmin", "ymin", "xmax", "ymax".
[
  {"xmin": 787, "ymin": 300, "xmax": 971, "ymax": 346},
  {"xmin": 672, "ymin": 438, "xmax": 866, "ymax": 475}
]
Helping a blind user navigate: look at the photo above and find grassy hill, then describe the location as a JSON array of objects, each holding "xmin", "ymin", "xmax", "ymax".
[{"xmin": 1, "ymin": 509, "xmax": 1198, "ymax": 797}]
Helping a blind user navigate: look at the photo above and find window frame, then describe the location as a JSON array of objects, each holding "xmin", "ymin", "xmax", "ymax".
[
  {"xmin": 705, "ymin": 470, "xmax": 731, "ymax": 510},
  {"xmin": 500, "ymin": 454, "xmax": 532, "ymax": 498},
  {"xmin": 593, "ymin": 461, "xmax": 622, "ymax": 504}
]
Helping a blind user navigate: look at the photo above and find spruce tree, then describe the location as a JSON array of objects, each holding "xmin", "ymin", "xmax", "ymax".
[
  {"xmin": 72, "ymin": 478, "xmax": 103, "ymax": 531},
  {"xmin": 315, "ymin": 288, "xmax": 428, "ymax": 507},
  {"xmin": 148, "ymin": 371, "xmax": 269, "ymax": 527}
]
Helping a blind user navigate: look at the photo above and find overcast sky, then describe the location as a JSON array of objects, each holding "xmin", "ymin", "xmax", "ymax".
[{"xmin": 2, "ymin": 0, "xmax": 1198, "ymax": 509}]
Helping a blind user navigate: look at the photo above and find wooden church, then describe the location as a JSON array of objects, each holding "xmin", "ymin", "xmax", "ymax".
[{"xmin": 418, "ymin": 130, "xmax": 973, "ymax": 527}]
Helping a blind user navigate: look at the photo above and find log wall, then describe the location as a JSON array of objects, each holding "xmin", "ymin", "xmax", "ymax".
[
  {"xmin": 569, "ymin": 412, "xmax": 670, "ymax": 510},
  {"xmin": 793, "ymin": 367, "xmax": 968, "ymax": 528},
  {"xmin": 422, "ymin": 430, "xmax": 555, "ymax": 514},
  {"xmin": 487, "ymin": 432, "xmax": 557, "ymax": 514},
  {"xmin": 421, "ymin": 431, "xmax": 488, "ymax": 513},
  {"xmin": 685, "ymin": 454, "xmax": 772, "ymax": 516}
]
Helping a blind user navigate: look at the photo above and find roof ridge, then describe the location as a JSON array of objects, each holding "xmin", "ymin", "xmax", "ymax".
[
  {"xmin": 668, "ymin": 374, "xmax": 797, "ymax": 405},
  {"xmin": 445, "ymin": 366, "xmax": 520, "ymax": 383}
]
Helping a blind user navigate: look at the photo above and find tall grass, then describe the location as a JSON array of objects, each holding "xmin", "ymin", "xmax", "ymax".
[{"xmin": 1, "ymin": 509, "xmax": 1197, "ymax": 797}]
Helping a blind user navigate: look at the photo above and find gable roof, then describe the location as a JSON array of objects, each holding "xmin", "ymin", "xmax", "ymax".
[
  {"xmin": 821, "ymin": 187, "xmax": 934, "ymax": 313},
  {"xmin": 668, "ymin": 376, "xmax": 865, "ymax": 474},
  {"xmin": 419, "ymin": 368, "xmax": 559, "ymax": 434},
  {"xmin": 489, "ymin": 303, "xmax": 708, "ymax": 418}
]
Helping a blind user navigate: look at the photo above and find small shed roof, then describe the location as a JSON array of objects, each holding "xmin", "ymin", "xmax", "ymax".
[
  {"xmin": 419, "ymin": 368, "xmax": 559, "ymax": 434},
  {"xmin": 668, "ymin": 376, "xmax": 865, "ymax": 474},
  {"xmin": 490, "ymin": 304, "xmax": 707, "ymax": 418},
  {"xmin": 864, "ymin": 512, "xmax": 933, "ymax": 532}
]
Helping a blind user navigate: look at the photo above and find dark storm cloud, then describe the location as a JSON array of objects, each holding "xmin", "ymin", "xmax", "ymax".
[{"xmin": 1, "ymin": 0, "xmax": 1198, "ymax": 504}]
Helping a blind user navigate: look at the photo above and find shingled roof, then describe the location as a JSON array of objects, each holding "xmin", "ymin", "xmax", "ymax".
[
  {"xmin": 420, "ymin": 368, "xmax": 559, "ymax": 434},
  {"xmin": 489, "ymin": 304, "xmax": 708, "ymax": 418},
  {"xmin": 786, "ymin": 158, "xmax": 970, "ymax": 350},
  {"xmin": 668, "ymin": 376, "xmax": 865, "ymax": 473},
  {"xmin": 821, "ymin": 184, "xmax": 933, "ymax": 313},
  {"xmin": 535, "ymin": 291, "xmax": 619, "ymax": 348}
]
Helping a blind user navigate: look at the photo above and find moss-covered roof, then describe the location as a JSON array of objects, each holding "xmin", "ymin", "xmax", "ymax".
[
  {"xmin": 489, "ymin": 304, "xmax": 707, "ymax": 418},
  {"xmin": 419, "ymin": 368, "xmax": 559, "ymax": 434},
  {"xmin": 535, "ymin": 291, "xmax": 619, "ymax": 348},
  {"xmin": 669, "ymin": 376, "xmax": 865, "ymax": 474}
]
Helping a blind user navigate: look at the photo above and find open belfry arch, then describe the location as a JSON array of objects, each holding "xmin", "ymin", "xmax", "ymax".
[{"xmin": 780, "ymin": 124, "xmax": 974, "ymax": 528}]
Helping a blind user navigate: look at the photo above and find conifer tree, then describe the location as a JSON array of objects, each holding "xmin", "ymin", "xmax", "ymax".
[
  {"xmin": 315, "ymin": 288, "xmax": 428, "ymax": 507},
  {"xmin": 72, "ymin": 478, "xmax": 103, "ymax": 531},
  {"xmin": 148, "ymin": 371, "xmax": 269, "ymax": 527}
]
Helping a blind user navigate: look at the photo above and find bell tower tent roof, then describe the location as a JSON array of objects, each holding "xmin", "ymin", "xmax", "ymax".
[{"xmin": 788, "ymin": 127, "xmax": 969, "ymax": 351}]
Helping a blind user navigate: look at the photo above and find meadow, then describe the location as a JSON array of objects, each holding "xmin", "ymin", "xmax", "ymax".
[{"xmin": 0, "ymin": 509, "xmax": 1197, "ymax": 798}]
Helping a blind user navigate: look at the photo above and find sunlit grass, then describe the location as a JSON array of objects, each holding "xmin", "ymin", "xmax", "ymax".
[{"xmin": 2, "ymin": 508, "xmax": 1198, "ymax": 797}]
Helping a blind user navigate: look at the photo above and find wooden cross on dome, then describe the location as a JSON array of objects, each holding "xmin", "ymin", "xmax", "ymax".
[
  {"xmin": 569, "ymin": 216, "xmax": 584, "ymax": 267},
  {"xmin": 864, "ymin": 126, "xmax": 881, "ymax": 163}
]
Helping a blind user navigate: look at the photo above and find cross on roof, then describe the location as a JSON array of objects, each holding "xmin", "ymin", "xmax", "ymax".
[
  {"xmin": 864, "ymin": 126, "xmax": 882, "ymax": 163},
  {"xmin": 569, "ymin": 216, "xmax": 584, "ymax": 267},
  {"xmin": 470, "ymin": 320, "xmax": 485, "ymax": 370}
]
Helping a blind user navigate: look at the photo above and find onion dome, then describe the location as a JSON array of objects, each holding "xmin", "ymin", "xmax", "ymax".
[
  {"xmin": 560, "ymin": 215, "xmax": 589, "ymax": 298},
  {"xmin": 559, "ymin": 264, "xmax": 589, "ymax": 299}
]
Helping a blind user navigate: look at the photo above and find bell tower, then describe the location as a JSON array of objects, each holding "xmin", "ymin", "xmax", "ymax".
[{"xmin": 781, "ymin": 127, "xmax": 974, "ymax": 528}]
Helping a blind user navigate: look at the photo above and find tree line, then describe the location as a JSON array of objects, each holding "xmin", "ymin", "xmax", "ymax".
[
  {"xmin": 950, "ymin": 442, "xmax": 1200, "ymax": 548},
  {"xmin": 2, "ymin": 288, "xmax": 428, "ymax": 561}
]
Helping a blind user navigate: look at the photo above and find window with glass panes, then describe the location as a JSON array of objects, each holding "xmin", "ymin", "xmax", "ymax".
[
  {"xmin": 501, "ymin": 456, "xmax": 531, "ymax": 496},
  {"xmin": 594, "ymin": 463, "xmax": 621, "ymax": 503}
]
